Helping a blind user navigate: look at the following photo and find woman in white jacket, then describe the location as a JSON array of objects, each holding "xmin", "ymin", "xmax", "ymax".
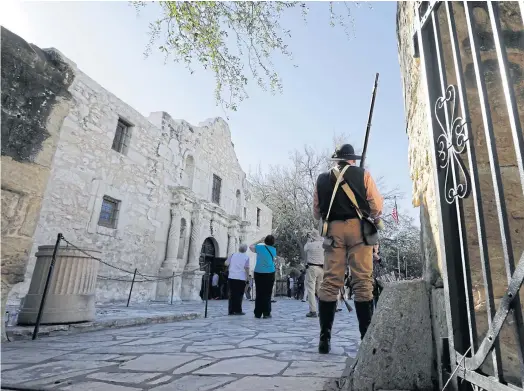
[{"xmin": 225, "ymin": 244, "xmax": 250, "ymax": 315}]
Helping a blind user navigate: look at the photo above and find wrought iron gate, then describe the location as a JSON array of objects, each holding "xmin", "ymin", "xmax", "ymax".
[{"xmin": 413, "ymin": 1, "xmax": 524, "ymax": 390}]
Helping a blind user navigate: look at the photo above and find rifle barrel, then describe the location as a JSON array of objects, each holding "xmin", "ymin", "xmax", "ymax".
[{"xmin": 360, "ymin": 73, "xmax": 380, "ymax": 168}]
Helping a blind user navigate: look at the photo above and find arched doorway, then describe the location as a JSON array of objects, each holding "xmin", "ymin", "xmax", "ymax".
[
  {"xmin": 199, "ymin": 237, "xmax": 216, "ymax": 271},
  {"xmin": 199, "ymin": 237, "xmax": 228, "ymax": 300}
]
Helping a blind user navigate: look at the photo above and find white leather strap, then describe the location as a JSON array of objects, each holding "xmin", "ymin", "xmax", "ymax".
[
  {"xmin": 324, "ymin": 164, "xmax": 350, "ymax": 222},
  {"xmin": 332, "ymin": 166, "xmax": 364, "ymax": 220}
]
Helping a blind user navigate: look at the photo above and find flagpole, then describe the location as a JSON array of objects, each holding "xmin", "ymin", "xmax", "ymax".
[
  {"xmin": 397, "ymin": 241, "xmax": 400, "ymax": 279},
  {"xmin": 394, "ymin": 197, "xmax": 401, "ymax": 280}
]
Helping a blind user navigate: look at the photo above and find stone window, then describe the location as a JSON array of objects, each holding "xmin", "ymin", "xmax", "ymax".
[
  {"xmin": 256, "ymin": 208, "xmax": 261, "ymax": 227},
  {"xmin": 111, "ymin": 118, "xmax": 132, "ymax": 155},
  {"xmin": 244, "ymin": 207, "xmax": 247, "ymax": 220},
  {"xmin": 98, "ymin": 195, "xmax": 121, "ymax": 229},
  {"xmin": 212, "ymin": 174, "xmax": 222, "ymax": 205}
]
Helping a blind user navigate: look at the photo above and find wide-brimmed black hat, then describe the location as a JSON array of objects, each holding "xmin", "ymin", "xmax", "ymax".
[{"xmin": 330, "ymin": 144, "xmax": 362, "ymax": 161}]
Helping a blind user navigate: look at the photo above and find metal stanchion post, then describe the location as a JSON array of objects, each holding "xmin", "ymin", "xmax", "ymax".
[
  {"xmin": 32, "ymin": 233, "xmax": 62, "ymax": 340},
  {"xmin": 127, "ymin": 268, "xmax": 137, "ymax": 307},
  {"xmin": 170, "ymin": 272, "xmax": 175, "ymax": 305},
  {"xmin": 204, "ymin": 262, "xmax": 210, "ymax": 318}
]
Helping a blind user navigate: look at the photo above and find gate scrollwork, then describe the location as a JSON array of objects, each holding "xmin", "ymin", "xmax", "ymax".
[{"xmin": 434, "ymin": 85, "xmax": 471, "ymax": 204}]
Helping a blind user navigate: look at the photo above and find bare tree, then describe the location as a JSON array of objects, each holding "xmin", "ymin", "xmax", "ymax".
[
  {"xmin": 377, "ymin": 214, "xmax": 422, "ymax": 279},
  {"xmin": 249, "ymin": 139, "xmax": 407, "ymax": 266}
]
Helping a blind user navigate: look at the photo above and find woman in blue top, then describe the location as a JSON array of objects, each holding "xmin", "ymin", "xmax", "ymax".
[{"xmin": 249, "ymin": 235, "xmax": 277, "ymax": 318}]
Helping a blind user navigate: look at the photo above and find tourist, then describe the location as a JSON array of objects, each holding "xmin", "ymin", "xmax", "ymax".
[
  {"xmin": 249, "ymin": 277, "xmax": 255, "ymax": 301},
  {"xmin": 245, "ymin": 277, "xmax": 252, "ymax": 300},
  {"xmin": 199, "ymin": 273, "xmax": 206, "ymax": 301},
  {"xmin": 225, "ymin": 244, "xmax": 250, "ymax": 315},
  {"xmin": 304, "ymin": 231, "xmax": 325, "ymax": 317},
  {"xmin": 313, "ymin": 143, "xmax": 383, "ymax": 353},
  {"xmin": 249, "ymin": 235, "xmax": 277, "ymax": 319},
  {"xmin": 296, "ymin": 269, "xmax": 306, "ymax": 300},
  {"xmin": 372, "ymin": 243, "xmax": 384, "ymax": 308},
  {"xmin": 211, "ymin": 272, "xmax": 219, "ymax": 299}
]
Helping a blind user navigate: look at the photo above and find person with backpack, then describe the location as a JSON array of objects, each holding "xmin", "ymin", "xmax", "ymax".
[
  {"xmin": 313, "ymin": 144, "xmax": 384, "ymax": 353},
  {"xmin": 249, "ymin": 235, "xmax": 277, "ymax": 319}
]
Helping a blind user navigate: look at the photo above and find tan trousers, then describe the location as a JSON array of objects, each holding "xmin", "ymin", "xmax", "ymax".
[
  {"xmin": 318, "ymin": 219, "xmax": 374, "ymax": 302},
  {"xmin": 305, "ymin": 265, "xmax": 324, "ymax": 313}
]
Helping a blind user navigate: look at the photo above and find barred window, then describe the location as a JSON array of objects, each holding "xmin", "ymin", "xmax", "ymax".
[
  {"xmin": 257, "ymin": 208, "xmax": 261, "ymax": 227},
  {"xmin": 111, "ymin": 118, "xmax": 132, "ymax": 155},
  {"xmin": 212, "ymin": 174, "xmax": 222, "ymax": 205},
  {"xmin": 98, "ymin": 196, "xmax": 121, "ymax": 229}
]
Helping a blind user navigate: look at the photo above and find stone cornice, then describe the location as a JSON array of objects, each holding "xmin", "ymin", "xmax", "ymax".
[{"xmin": 170, "ymin": 186, "xmax": 249, "ymax": 226}]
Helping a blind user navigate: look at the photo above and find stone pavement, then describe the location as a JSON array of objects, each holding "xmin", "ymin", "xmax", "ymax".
[
  {"xmin": 5, "ymin": 302, "xmax": 202, "ymax": 341},
  {"xmin": 1, "ymin": 298, "xmax": 360, "ymax": 390}
]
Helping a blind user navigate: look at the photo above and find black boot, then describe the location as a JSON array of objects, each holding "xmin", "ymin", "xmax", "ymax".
[
  {"xmin": 318, "ymin": 300, "xmax": 337, "ymax": 354},
  {"xmin": 354, "ymin": 300, "xmax": 374, "ymax": 340}
]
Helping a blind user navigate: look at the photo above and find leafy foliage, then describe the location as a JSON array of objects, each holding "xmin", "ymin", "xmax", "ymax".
[{"xmin": 134, "ymin": 1, "xmax": 364, "ymax": 112}]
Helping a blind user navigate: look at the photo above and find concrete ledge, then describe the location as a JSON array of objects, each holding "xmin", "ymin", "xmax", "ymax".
[
  {"xmin": 5, "ymin": 303, "xmax": 201, "ymax": 341},
  {"xmin": 341, "ymin": 280, "xmax": 435, "ymax": 391}
]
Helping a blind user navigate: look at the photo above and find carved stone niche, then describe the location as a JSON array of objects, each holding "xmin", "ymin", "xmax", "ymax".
[{"xmin": 17, "ymin": 245, "xmax": 100, "ymax": 325}]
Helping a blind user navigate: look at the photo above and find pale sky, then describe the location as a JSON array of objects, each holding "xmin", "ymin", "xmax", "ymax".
[{"xmin": 1, "ymin": 1, "xmax": 418, "ymax": 222}]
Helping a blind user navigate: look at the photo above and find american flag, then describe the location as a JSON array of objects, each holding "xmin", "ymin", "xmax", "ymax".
[{"xmin": 392, "ymin": 199, "xmax": 399, "ymax": 224}]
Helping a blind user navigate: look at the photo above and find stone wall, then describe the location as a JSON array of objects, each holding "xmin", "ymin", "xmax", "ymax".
[
  {"xmin": 397, "ymin": 1, "xmax": 523, "ymax": 384},
  {"xmin": 1, "ymin": 27, "xmax": 75, "ymax": 339},
  {"xmin": 396, "ymin": 4, "xmax": 442, "ymax": 285},
  {"xmin": 6, "ymin": 34, "xmax": 272, "ymax": 306}
]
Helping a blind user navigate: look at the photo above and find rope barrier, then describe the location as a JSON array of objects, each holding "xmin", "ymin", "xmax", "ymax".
[
  {"xmin": 61, "ymin": 236, "xmax": 184, "ymax": 283},
  {"xmin": 31, "ymin": 232, "xmax": 210, "ymax": 340}
]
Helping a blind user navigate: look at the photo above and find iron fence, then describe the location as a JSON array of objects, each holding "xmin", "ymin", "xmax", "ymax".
[{"xmin": 414, "ymin": 1, "xmax": 524, "ymax": 390}]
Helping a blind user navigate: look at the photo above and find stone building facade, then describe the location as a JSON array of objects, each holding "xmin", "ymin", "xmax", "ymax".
[
  {"xmin": 1, "ymin": 27, "xmax": 75, "ymax": 339},
  {"xmin": 397, "ymin": 2, "xmax": 523, "ymax": 384},
  {"xmin": 5, "ymin": 30, "xmax": 272, "ymax": 307}
]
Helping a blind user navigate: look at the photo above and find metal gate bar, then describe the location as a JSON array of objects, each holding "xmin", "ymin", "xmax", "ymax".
[
  {"xmin": 444, "ymin": 1, "xmax": 503, "ymax": 379},
  {"xmin": 430, "ymin": 5, "xmax": 478, "ymax": 356},
  {"xmin": 463, "ymin": 2, "xmax": 524, "ymax": 383}
]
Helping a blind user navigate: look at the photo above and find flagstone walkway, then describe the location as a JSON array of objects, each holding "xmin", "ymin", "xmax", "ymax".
[{"xmin": 1, "ymin": 299, "xmax": 360, "ymax": 390}]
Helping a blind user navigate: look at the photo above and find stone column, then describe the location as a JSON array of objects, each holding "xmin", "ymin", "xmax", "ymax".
[
  {"xmin": 165, "ymin": 209, "xmax": 181, "ymax": 267},
  {"xmin": 186, "ymin": 206, "xmax": 203, "ymax": 270},
  {"xmin": 156, "ymin": 208, "xmax": 182, "ymax": 302},
  {"xmin": 181, "ymin": 205, "xmax": 204, "ymax": 300}
]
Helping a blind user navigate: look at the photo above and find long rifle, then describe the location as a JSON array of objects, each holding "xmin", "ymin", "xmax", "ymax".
[
  {"xmin": 360, "ymin": 73, "xmax": 380, "ymax": 168},
  {"xmin": 339, "ymin": 73, "xmax": 379, "ymax": 313}
]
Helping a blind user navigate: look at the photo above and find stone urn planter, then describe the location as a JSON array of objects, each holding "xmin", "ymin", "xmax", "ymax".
[{"xmin": 17, "ymin": 245, "xmax": 100, "ymax": 325}]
